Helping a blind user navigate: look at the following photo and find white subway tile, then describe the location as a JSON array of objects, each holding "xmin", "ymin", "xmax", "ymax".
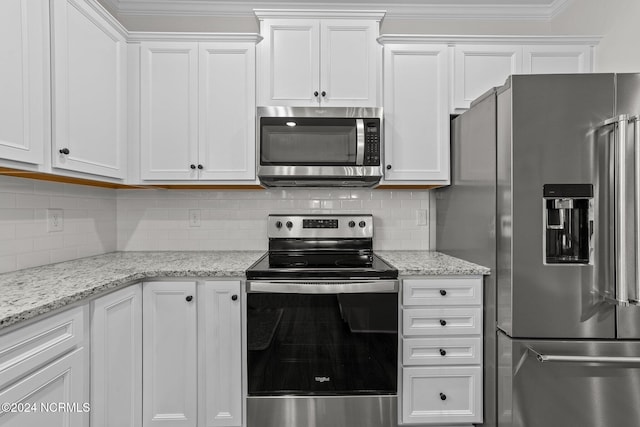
[
  {"xmin": 0, "ymin": 176, "xmax": 35, "ymax": 193},
  {"xmin": 50, "ymin": 248, "xmax": 79, "ymax": 264},
  {"xmin": 15, "ymin": 222, "xmax": 47, "ymax": 238},
  {"xmin": 17, "ymin": 250, "xmax": 51, "ymax": 270},
  {"xmin": 15, "ymin": 194, "xmax": 50, "ymax": 209},
  {"xmin": 0, "ymin": 194, "xmax": 16, "ymax": 208},
  {"xmin": 0, "ymin": 255, "xmax": 17, "ymax": 273}
]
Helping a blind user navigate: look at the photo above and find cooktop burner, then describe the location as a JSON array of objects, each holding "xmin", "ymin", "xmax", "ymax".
[{"xmin": 245, "ymin": 214, "xmax": 398, "ymax": 280}]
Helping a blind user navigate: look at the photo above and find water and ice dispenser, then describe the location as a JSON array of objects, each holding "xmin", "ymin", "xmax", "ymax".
[{"xmin": 544, "ymin": 184, "xmax": 593, "ymax": 264}]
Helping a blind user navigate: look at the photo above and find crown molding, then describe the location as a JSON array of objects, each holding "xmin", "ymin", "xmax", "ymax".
[
  {"xmin": 253, "ymin": 8, "xmax": 386, "ymax": 20},
  {"xmin": 378, "ymin": 34, "xmax": 602, "ymax": 45},
  {"xmin": 127, "ymin": 31, "xmax": 263, "ymax": 42},
  {"xmin": 109, "ymin": 0, "xmax": 573, "ymax": 21}
]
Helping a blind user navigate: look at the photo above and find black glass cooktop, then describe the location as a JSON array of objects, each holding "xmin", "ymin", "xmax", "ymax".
[{"xmin": 245, "ymin": 251, "xmax": 398, "ymax": 280}]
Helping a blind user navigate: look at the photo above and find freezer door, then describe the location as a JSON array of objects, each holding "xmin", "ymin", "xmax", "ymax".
[
  {"xmin": 501, "ymin": 74, "xmax": 617, "ymax": 339},
  {"xmin": 498, "ymin": 331, "xmax": 640, "ymax": 427},
  {"xmin": 615, "ymin": 73, "xmax": 640, "ymax": 338}
]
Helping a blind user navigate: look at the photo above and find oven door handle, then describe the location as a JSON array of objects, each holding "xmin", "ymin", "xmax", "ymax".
[{"xmin": 246, "ymin": 280, "xmax": 398, "ymax": 294}]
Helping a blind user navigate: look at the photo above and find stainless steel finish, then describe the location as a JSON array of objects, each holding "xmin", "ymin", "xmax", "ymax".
[
  {"xmin": 267, "ymin": 214, "xmax": 373, "ymax": 238},
  {"xmin": 635, "ymin": 115, "xmax": 640, "ymax": 304},
  {"xmin": 498, "ymin": 331, "xmax": 640, "ymax": 427},
  {"xmin": 257, "ymin": 106, "xmax": 383, "ymax": 119},
  {"xmin": 528, "ymin": 346, "xmax": 640, "ymax": 364},
  {"xmin": 247, "ymin": 280, "xmax": 398, "ymax": 294},
  {"xmin": 355, "ymin": 118, "xmax": 365, "ymax": 165},
  {"xmin": 257, "ymin": 165, "xmax": 382, "ymax": 187},
  {"xmin": 615, "ymin": 115, "xmax": 630, "ymax": 306},
  {"xmin": 614, "ymin": 73, "xmax": 640, "ymax": 337},
  {"xmin": 247, "ymin": 395, "xmax": 397, "ymax": 427},
  {"xmin": 436, "ymin": 88, "xmax": 497, "ymax": 427}
]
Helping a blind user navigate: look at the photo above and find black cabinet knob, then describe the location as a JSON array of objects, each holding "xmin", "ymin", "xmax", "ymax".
[
  {"xmin": 440, "ymin": 289, "xmax": 447, "ymax": 296},
  {"xmin": 190, "ymin": 164, "xmax": 196, "ymax": 169},
  {"xmin": 275, "ymin": 221, "xmax": 283, "ymax": 229},
  {"xmin": 359, "ymin": 221, "xmax": 366, "ymax": 228},
  {"xmin": 439, "ymin": 349, "xmax": 447, "ymax": 356},
  {"xmin": 348, "ymin": 221, "xmax": 356, "ymax": 228},
  {"xmin": 440, "ymin": 393, "xmax": 447, "ymax": 401},
  {"xmin": 186, "ymin": 295, "xmax": 193, "ymax": 302},
  {"xmin": 321, "ymin": 91, "xmax": 326, "ymax": 97},
  {"xmin": 59, "ymin": 148, "xmax": 70, "ymax": 155},
  {"xmin": 314, "ymin": 91, "xmax": 319, "ymax": 97},
  {"xmin": 197, "ymin": 164, "xmax": 203, "ymax": 170},
  {"xmin": 440, "ymin": 319, "xmax": 447, "ymax": 326},
  {"xmin": 286, "ymin": 221, "xmax": 293, "ymax": 229},
  {"xmin": 386, "ymin": 165, "xmax": 392, "ymax": 170},
  {"xmin": 231, "ymin": 294, "xmax": 238, "ymax": 301}
]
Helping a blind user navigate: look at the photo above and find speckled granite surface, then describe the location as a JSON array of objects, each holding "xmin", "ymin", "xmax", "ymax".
[
  {"xmin": 0, "ymin": 250, "xmax": 488, "ymax": 331},
  {"xmin": 377, "ymin": 251, "xmax": 490, "ymax": 276},
  {"xmin": 0, "ymin": 251, "xmax": 263, "ymax": 330}
]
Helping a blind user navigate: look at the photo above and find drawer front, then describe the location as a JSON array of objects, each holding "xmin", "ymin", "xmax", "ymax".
[
  {"xmin": 0, "ymin": 306, "xmax": 85, "ymax": 388},
  {"xmin": 403, "ymin": 277, "xmax": 482, "ymax": 307},
  {"xmin": 403, "ymin": 337, "xmax": 482, "ymax": 366},
  {"xmin": 402, "ymin": 366, "xmax": 482, "ymax": 424},
  {"xmin": 403, "ymin": 307, "xmax": 482, "ymax": 336}
]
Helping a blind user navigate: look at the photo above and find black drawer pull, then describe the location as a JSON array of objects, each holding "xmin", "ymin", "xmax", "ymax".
[
  {"xmin": 439, "ymin": 319, "xmax": 447, "ymax": 326},
  {"xmin": 440, "ymin": 289, "xmax": 447, "ymax": 296},
  {"xmin": 231, "ymin": 294, "xmax": 238, "ymax": 301},
  {"xmin": 440, "ymin": 393, "xmax": 447, "ymax": 401},
  {"xmin": 186, "ymin": 295, "xmax": 193, "ymax": 302},
  {"xmin": 439, "ymin": 349, "xmax": 447, "ymax": 356}
]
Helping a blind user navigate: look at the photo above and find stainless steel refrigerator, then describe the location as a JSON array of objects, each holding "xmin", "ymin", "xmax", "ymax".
[{"xmin": 436, "ymin": 73, "xmax": 640, "ymax": 427}]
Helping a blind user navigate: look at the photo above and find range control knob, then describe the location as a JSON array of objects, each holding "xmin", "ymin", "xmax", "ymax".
[
  {"xmin": 359, "ymin": 221, "xmax": 366, "ymax": 228},
  {"xmin": 275, "ymin": 221, "xmax": 283, "ymax": 229},
  {"xmin": 348, "ymin": 221, "xmax": 356, "ymax": 228},
  {"xmin": 286, "ymin": 221, "xmax": 293, "ymax": 229}
]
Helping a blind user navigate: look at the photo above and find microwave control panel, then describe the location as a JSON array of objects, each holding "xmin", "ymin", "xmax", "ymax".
[{"xmin": 364, "ymin": 119, "xmax": 381, "ymax": 166}]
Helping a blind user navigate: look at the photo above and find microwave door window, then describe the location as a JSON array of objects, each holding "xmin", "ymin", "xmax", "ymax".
[{"xmin": 261, "ymin": 123, "xmax": 357, "ymax": 165}]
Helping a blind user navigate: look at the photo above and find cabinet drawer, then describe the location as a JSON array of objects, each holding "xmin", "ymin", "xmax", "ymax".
[
  {"xmin": 402, "ymin": 366, "xmax": 482, "ymax": 424},
  {"xmin": 0, "ymin": 307, "xmax": 84, "ymax": 388},
  {"xmin": 403, "ymin": 307, "xmax": 482, "ymax": 336},
  {"xmin": 403, "ymin": 337, "xmax": 482, "ymax": 366},
  {"xmin": 403, "ymin": 277, "xmax": 482, "ymax": 306}
]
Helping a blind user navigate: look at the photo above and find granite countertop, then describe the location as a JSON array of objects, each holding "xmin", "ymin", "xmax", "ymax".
[
  {"xmin": 378, "ymin": 251, "xmax": 490, "ymax": 276},
  {"xmin": 0, "ymin": 250, "xmax": 488, "ymax": 331}
]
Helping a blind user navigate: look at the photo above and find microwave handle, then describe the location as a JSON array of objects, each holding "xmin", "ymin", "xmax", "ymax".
[{"xmin": 356, "ymin": 119, "xmax": 365, "ymax": 165}]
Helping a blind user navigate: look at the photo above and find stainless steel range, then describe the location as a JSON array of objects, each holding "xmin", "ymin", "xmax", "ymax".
[{"xmin": 245, "ymin": 214, "xmax": 399, "ymax": 427}]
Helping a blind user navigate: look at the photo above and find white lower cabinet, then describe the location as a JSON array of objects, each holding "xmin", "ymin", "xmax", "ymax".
[
  {"xmin": 91, "ymin": 284, "xmax": 142, "ymax": 427},
  {"xmin": 399, "ymin": 276, "xmax": 483, "ymax": 426},
  {"xmin": 198, "ymin": 281, "xmax": 242, "ymax": 427},
  {"xmin": 143, "ymin": 281, "xmax": 198, "ymax": 427},
  {"xmin": 0, "ymin": 306, "xmax": 88, "ymax": 427}
]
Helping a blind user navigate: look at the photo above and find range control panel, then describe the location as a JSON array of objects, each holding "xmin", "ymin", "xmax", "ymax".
[{"xmin": 268, "ymin": 214, "xmax": 373, "ymax": 238}]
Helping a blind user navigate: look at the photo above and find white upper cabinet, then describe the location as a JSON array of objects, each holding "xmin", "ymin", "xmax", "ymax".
[
  {"xmin": 382, "ymin": 43, "xmax": 450, "ymax": 183},
  {"xmin": 453, "ymin": 39, "xmax": 597, "ymax": 111},
  {"xmin": 256, "ymin": 12, "xmax": 383, "ymax": 107},
  {"xmin": 0, "ymin": 0, "xmax": 48, "ymax": 166},
  {"xmin": 523, "ymin": 45, "xmax": 592, "ymax": 74},
  {"xmin": 198, "ymin": 42, "xmax": 256, "ymax": 181},
  {"xmin": 51, "ymin": 0, "xmax": 127, "ymax": 179},
  {"xmin": 453, "ymin": 44, "xmax": 522, "ymax": 111},
  {"xmin": 140, "ymin": 42, "xmax": 199, "ymax": 181},
  {"xmin": 138, "ymin": 37, "xmax": 257, "ymax": 182}
]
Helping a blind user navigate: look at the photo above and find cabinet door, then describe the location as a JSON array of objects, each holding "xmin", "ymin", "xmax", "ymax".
[
  {"xmin": 51, "ymin": 0, "xmax": 126, "ymax": 178},
  {"xmin": 258, "ymin": 19, "xmax": 320, "ymax": 106},
  {"xmin": 320, "ymin": 20, "xmax": 379, "ymax": 107},
  {"xmin": 91, "ymin": 285, "xmax": 142, "ymax": 427},
  {"xmin": 383, "ymin": 44, "xmax": 449, "ymax": 182},
  {"xmin": 198, "ymin": 281, "xmax": 242, "ymax": 427},
  {"xmin": 523, "ymin": 45, "xmax": 592, "ymax": 74},
  {"xmin": 143, "ymin": 282, "xmax": 197, "ymax": 427},
  {"xmin": 199, "ymin": 43, "xmax": 256, "ymax": 181},
  {"xmin": 140, "ymin": 42, "xmax": 199, "ymax": 180},
  {"xmin": 402, "ymin": 366, "xmax": 482, "ymax": 425},
  {"xmin": 0, "ymin": 348, "xmax": 86, "ymax": 427},
  {"xmin": 0, "ymin": 0, "xmax": 47, "ymax": 165},
  {"xmin": 453, "ymin": 45, "xmax": 522, "ymax": 110}
]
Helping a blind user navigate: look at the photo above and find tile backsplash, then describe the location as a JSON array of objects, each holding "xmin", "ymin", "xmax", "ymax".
[
  {"xmin": 0, "ymin": 177, "xmax": 434, "ymax": 273},
  {"xmin": 0, "ymin": 176, "xmax": 117, "ymax": 273},
  {"xmin": 117, "ymin": 188, "xmax": 433, "ymax": 252}
]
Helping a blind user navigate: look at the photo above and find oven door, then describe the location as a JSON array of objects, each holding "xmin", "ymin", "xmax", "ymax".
[{"xmin": 246, "ymin": 280, "xmax": 398, "ymax": 396}]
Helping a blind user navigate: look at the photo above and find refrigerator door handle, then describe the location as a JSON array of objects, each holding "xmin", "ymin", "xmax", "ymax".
[
  {"xmin": 633, "ymin": 115, "xmax": 640, "ymax": 305},
  {"xmin": 599, "ymin": 115, "xmax": 631, "ymax": 306},
  {"xmin": 528, "ymin": 346, "xmax": 640, "ymax": 364}
]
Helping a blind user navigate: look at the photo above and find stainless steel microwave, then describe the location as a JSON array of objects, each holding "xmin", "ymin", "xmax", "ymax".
[{"xmin": 257, "ymin": 107, "xmax": 383, "ymax": 187}]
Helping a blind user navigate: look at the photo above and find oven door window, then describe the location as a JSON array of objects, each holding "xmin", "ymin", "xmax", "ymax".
[
  {"xmin": 260, "ymin": 118, "xmax": 357, "ymax": 165},
  {"xmin": 247, "ymin": 293, "xmax": 397, "ymax": 396}
]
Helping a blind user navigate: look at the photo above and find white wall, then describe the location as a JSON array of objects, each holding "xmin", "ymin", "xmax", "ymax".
[
  {"xmin": 0, "ymin": 176, "xmax": 117, "ymax": 273},
  {"xmin": 117, "ymin": 188, "xmax": 432, "ymax": 252}
]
